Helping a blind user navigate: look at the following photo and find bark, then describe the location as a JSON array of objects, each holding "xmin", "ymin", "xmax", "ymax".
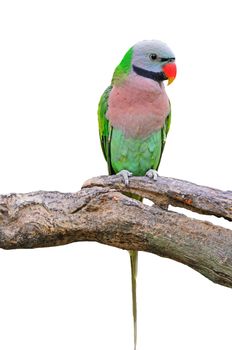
[{"xmin": 0, "ymin": 175, "xmax": 231, "ymax": 288}]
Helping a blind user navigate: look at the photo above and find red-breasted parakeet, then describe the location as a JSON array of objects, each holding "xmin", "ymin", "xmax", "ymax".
[{"xmin": 98, "ymin": 40, "xmax": 176, "ymax": 350}]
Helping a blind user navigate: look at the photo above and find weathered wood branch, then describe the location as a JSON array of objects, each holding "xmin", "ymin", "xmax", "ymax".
[
  {"xmin": 0, "ymin": 175, "xmax": 231, "ymax": 288},
  {"xmin": 83, "ymin": 175, "xmax": 232, "ymax": 221}
]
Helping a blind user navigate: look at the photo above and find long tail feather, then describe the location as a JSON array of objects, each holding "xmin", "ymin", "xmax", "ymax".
[{"xmin": 129, "ymin": 250, "xmax": 138, "ymax": 350}]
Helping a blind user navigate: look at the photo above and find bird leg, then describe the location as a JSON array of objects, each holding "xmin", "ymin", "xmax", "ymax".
[
  {"xmin": 117, "ymin": 170, "xmax": 133, "ymax": 186},
  {"xmin": 145, "ymin": 169, "xmax": 158, "ymax": 181}
]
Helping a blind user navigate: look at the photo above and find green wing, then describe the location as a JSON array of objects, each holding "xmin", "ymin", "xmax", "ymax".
[
  {"xmin": 98, "ymin": 85, "xmax": 114, "ymax": 174},
  {"xmin": 157, "ymin": 105, "xmax": 171, "ymax": 170}
]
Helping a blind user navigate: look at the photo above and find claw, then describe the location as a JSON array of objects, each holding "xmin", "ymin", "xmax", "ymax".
[
  {"xmin": 117, "ymin": 170, "xmax": 133, "ymax": 186},
  {"xmin": 146, "ymin": 169, "xmax": 158, "ymax": 181}
]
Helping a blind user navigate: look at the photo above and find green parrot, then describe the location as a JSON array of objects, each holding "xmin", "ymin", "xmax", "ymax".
[{"xmin": 98, "ymin": 40, "xmax": 176, "ymax": 349}]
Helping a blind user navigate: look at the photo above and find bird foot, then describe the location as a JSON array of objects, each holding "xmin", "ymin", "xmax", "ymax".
[
  {"xmin": 117, "ymin": 170, "xmax": 133, "ymax": 186},
  {"xmin": 146, "ymin": 169, "xmax": 158, "ymax": 181}
]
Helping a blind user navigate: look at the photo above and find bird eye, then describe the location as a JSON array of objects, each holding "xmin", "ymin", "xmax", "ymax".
[{"xmin": 149, "ymin": 53, "xmax": 157, "ymax": 61}]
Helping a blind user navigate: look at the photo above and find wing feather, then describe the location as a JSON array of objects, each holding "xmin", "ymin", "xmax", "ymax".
[
  {"xmin": 98, "ymin": 86, "xmax": 114, "ymax": 174},
  {"xmin": 156, "ymin": 104, "xmax": 171, "ymax": 170}
]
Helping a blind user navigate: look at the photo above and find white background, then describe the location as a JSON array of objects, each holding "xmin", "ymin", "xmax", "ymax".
[{"xmin": 0, "ymin": 1, "xmax": 231, "ymax": 349}]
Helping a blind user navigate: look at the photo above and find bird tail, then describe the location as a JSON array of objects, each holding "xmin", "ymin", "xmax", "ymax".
[
  {"xmin": 129, "ymin": 249, "xmax": 138, "ymax": 350},
  {"xmin": 128, "ymin": 193, "xmax": 142, "ymax": 350}
]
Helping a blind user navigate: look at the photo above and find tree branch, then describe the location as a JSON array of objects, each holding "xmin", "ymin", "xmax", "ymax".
[
  {"xmin": 0, "ymin": 175, "xmax": 231, "ymax": 288},
  {"xmin": 83, "ymin": 175, "xmax": 232, "ymax": 220}
]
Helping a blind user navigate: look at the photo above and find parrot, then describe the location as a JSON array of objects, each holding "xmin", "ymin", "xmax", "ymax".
[{"xmin": 98, "ymin": 40, "xmax": 176, "ymax": 350}]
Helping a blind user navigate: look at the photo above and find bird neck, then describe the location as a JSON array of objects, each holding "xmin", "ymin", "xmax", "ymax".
[{"xmin": 112, "ymin": 47, "xmax": 133, "ymax": 84}]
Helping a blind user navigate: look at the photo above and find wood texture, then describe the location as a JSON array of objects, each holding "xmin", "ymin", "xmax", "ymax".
[
  {"xmin": 0, "ymin": 175, "xmax": 231, "ymax": 288},
  {"xmin": 83, "ymin": 175, "xmax": 232, "ymax": 220}
]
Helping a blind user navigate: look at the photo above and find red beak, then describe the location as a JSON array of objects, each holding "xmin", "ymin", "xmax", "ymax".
[{"xmin": 163, "ymin": 62, "xmax": 177, "ymax": 85}]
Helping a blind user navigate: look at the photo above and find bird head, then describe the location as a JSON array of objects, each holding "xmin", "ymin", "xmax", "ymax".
[{"xmin": 132, "ymin": 40, "xmax": 176, "ymax": 85}]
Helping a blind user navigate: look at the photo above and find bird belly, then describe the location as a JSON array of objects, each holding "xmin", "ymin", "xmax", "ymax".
[{"xmin": 111, "ymin": 128, "xmax": 162, "ymax": 176}]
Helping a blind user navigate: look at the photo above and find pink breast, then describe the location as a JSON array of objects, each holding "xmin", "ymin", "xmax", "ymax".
[{"xmin": 107, "ymin": 74, "xmax": 170, "ymax": 138}]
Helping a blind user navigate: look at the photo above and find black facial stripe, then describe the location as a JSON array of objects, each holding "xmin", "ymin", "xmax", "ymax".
[
  {"xmin": 160, "ymin": 57, "xmax": 169, "ymax": 62},
  {"xmin": 160, "ymin": 57, "xmax": 175, "ymax": 62},
  {"xmin": 132, "ymin": 65, "xmax": 167, "ymax": 82}
]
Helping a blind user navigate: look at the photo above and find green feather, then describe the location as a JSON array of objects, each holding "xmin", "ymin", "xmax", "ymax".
[
  {"xmin": 110, "ymin": 128, "xmax": 163, "ymax": 175},
  {"xmin": 157, "ymin": 106, "xmax": 171, "ymax": 169},
  {"xmin": 112, "ymin": 47, "xmax": 133, "ymax": 84},
  {"xmin": 129, "ymin": 250, "xmax": 138, "ymax": 350},
  {"xmin": 98, "ymin": 85, "xmax": 114, "ymax": 174}
]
